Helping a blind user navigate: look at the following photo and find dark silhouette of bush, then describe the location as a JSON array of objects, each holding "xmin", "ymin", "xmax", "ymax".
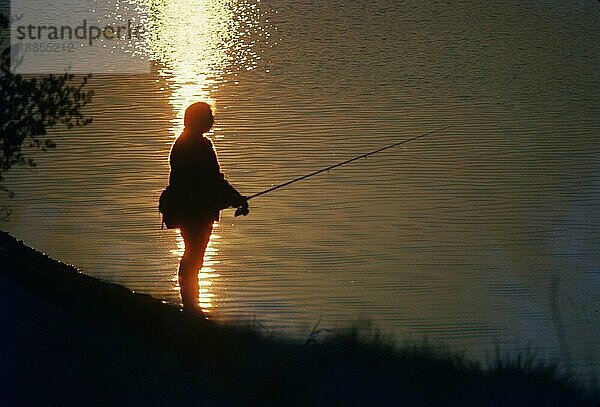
[{"xmin": 0, "ymin": 13, "xmax": 93, "ymax": 203}]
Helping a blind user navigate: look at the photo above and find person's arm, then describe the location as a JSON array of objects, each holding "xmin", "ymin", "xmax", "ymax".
[
  {"xmin": 223, "ymin": 178, "xmax": 246, "ymax": 207},
  {"xmin": 206, "ymin": 139, "xmax": 248, "ymax": 209}
]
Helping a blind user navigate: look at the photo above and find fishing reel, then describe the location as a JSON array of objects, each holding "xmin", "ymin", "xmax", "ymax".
[{"xmin": 234, "ymin": 204, "xmax": 249, "ymax": 217}]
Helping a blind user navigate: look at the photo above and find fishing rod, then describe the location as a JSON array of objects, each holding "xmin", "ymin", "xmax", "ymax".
[{"xmin": 234, "ymin": 125, "xmax": 449, "ymax": 216}]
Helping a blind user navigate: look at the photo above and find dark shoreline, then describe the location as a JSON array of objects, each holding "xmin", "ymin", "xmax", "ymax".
[{"xmin": 0, "ymin": 230, "xmax": 597, "ymax": 406}]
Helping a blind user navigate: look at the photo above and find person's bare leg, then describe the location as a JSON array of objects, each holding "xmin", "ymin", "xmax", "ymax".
[{"xmin": 179, "ymin": 222, "xmax": 213, "ymax": 312}]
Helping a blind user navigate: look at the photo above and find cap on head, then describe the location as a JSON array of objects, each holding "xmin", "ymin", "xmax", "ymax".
[{"xmin": 184, "ymin": 102, "xmax": 214, "ymax": 133}]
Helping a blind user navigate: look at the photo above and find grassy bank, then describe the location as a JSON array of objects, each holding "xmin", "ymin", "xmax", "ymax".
[{"xmin": 0, "ymin": 231, "xmax": 597, "ymax": 406}]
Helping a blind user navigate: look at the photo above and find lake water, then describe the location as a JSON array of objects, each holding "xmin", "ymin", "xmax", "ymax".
[{"xmin": 2, "ymin": 0, "xmax": 600, "ymax": 383}]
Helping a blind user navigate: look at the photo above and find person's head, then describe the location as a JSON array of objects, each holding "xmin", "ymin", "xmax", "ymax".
[{"xmin": 184, "ymin": 102, "xmax": 214, "ymax": 134}]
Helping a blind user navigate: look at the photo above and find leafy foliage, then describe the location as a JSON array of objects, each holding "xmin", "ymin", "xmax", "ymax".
[{"xmin": 0, "ymin": 13, "xmax": 93, "ymax": 199}]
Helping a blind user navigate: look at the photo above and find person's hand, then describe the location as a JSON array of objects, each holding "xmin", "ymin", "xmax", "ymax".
[
  {"xmin": 232, "ymin": 194, "xmax": 248, "ymax": 208},
  {"xmin": 234, "ymin": 205, "xmax": 249, "ymax": 217},
  {"xmin": 233, "ymin": 195, "xmax": 249, "ymax": 217}
]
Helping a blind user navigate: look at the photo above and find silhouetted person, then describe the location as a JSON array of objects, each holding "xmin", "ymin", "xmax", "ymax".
[{"xmin": 168, "ymin": 102, "xmax": 247, "ymax": 312}]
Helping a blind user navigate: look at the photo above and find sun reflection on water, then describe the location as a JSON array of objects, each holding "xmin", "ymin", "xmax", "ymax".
[
  {"xmin": 141, "ymin": 0, "xmax": 268, "ymax": 135},
  {"xmin": 139, "ymin": 0, "xmax": 269, "ymax": 313}
]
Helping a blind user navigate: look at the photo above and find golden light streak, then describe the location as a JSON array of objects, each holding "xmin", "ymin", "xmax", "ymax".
[{"xmin": 141, "ymin": 0, "xmax": 242, "ymax": 136}]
